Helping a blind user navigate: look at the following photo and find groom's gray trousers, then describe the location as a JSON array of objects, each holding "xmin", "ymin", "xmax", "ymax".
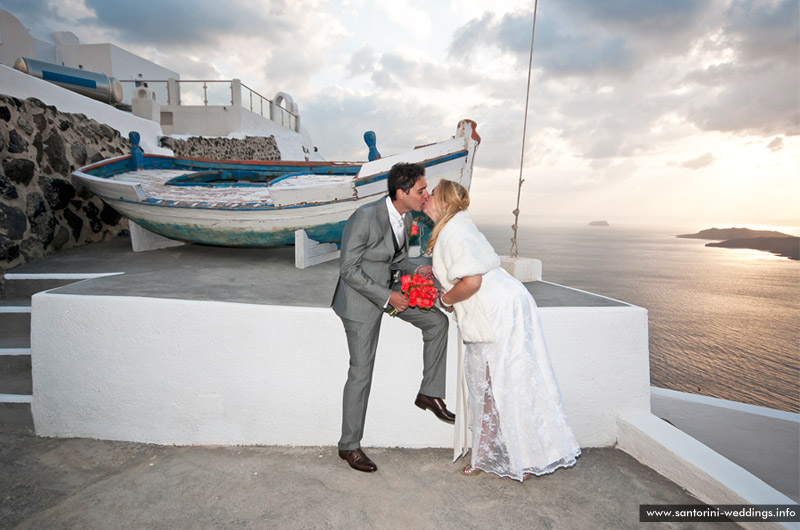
[{"xmin": 338, "ymin": 305, "xmax": 448, "ymax": 451}]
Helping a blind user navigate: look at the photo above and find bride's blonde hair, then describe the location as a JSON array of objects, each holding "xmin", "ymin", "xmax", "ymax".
[{"xmin": 426, "ymin": 179, "xmax": 470, "ymax": 255}]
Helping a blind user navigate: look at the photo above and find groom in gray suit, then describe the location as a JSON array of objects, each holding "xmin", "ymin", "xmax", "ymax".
[{"xmin": 332, "ymin": 162, "xmax": 454, "ymax": 473}]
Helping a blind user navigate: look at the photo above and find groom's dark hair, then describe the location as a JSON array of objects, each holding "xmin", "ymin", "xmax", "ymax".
[{"xmin": 388, "ymin": 162, "xmax": 425, "ymax": 200}]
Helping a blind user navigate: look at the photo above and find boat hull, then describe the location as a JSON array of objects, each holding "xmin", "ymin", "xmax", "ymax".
[
  {"xmin": 72, "ymin": 120, "xmax": 481, "ymax": 248},
  {"xmin": 109, "ymin": 195, "xmax": 378, "ymax": 247}
]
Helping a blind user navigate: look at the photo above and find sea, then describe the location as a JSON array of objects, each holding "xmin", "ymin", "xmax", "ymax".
[{"xmin": 474, "ymin": 220, "xmax": 800, "ymax": 413}]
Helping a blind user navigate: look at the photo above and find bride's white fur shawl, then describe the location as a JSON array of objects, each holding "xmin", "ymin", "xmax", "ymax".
[{"xmin": 432, "ymin": 211, "xmax": 500, "ymax": 343}]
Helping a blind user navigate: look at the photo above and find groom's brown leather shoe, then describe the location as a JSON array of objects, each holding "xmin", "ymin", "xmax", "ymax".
[
  {"xmin": 338, "ymin": 448, "xmax": 378, "ymax": 472},
  {"xmin": 415, "ymin": 393, "xmax": 455, "ymax": 424}
]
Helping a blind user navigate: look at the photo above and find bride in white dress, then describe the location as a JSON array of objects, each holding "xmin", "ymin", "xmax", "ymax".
[{"xmin": 423, "ymin": 179, "xmax": 580, "ymax": 481}]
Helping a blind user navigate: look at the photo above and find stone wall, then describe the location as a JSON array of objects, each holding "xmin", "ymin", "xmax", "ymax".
[
  {"xmin": 159, "ymin": 135, "xmax": 280, "ymax": 160},
  {"xmin": 0, "ymin": 95, "xmax": 130, "ymax": 272}
]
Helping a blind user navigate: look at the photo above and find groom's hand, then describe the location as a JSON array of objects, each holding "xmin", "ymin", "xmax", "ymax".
[{"xmin": 388, "ymin": 292, "xmax": 409, "ymax": 312}]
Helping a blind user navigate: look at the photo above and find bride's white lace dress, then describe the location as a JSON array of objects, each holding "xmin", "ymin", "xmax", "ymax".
[
  {"xmin": 430, "ymin": 210, "xmax": 580, "ymax": 482},
  {"xmin": 463, "ymin": 266, "xmax": 580, "ymax": 481}
]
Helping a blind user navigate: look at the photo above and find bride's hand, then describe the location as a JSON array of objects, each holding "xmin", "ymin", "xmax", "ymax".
[{"xmin": 438, "ymin": 290, "xmax": 454, "ymax": 312}]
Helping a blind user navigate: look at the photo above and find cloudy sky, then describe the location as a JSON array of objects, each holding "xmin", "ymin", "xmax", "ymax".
[{"xmin": 4, "ymin": 0, "xmax": 799, "ymax": 229}]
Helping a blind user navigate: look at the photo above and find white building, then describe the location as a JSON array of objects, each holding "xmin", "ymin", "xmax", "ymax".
[
  {"xmin": 0, "ymin": 9, "xmax": 178, "ymax": 86},
  {"xmin": 0, "ymin": 8, "xmax": 319, "ymax": 159}
]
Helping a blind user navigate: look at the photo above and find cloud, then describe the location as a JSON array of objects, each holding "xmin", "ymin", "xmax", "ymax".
[
  {"xmin": 681, "ymin": 0, "xmax": 800, "ymax": 136},
  {"xmin": 1, "ymin": 0, "xmax": 91, "ymax": 39},
  {"xmin": 766, "ymin": 137, "xmax": 783, "ymax": 152},
  {"xmin": 449, "ymin": 1, "xmax": 714, "ymax": 78},
  {"xmin": 684, "ymin": 62, "xmax": 799, "ymax": 136},
  {"xmin": 682, "ymin": 152, "xmax": 716, "ymax": 169},
  {"xmin": 347, "ymin": 46, "xmax": 378, "ymax": 77},
  {"xmin": 447, "ymin": 0, "xmax": 799, "ymax": 157},
  {"xmin": 81, "ymin": 0, "xmax": 290, "ymax": 47},
  {"xmin": 724, "ymin": 0, "xmax": 799, "ymax": 63}
]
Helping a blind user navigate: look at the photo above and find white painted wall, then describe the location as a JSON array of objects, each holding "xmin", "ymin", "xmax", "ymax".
[
  {"xmin": 31, "ymin": 290, "xmax": 649, "ymax": 447},
  {"xmin": 108, "ymin": 44, "xmax": 179, "ymax": 82},
  {"xmin": 652, "ymin": 387, "xmax": 799, "ymax": 502},
  {"xmin": 56, "ymin": 43, "xmax": 112, "ymax": 77},
  {"xmin": 618, "ymin": 413, "xmax": 797, "ymax": 530},
  {"xmin": 0, "ymin": 9, "xmax": 35, "ymax": 67},
  {"xmin": 0, "ymin": 64, "xmax": 170, "ymax": 156}
]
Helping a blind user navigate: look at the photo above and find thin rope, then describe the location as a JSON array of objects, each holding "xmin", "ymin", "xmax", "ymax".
[{"xmin": 510, "ymin": 0, "xmax": 539, "ymax": 258}]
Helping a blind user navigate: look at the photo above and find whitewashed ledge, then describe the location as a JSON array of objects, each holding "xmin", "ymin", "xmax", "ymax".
[
  {"xmin": 30, "ymin": 284, "xmax": 647, "ymax": 449},
  {"xmin": 22, "ymin": 240, "xmax": 796, "ymax": 529}
]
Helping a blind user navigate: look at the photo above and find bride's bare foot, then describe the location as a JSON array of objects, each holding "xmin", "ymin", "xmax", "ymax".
[{"xmin": 461, "ymin": 465, "xmax": 482, "ymax": 476}]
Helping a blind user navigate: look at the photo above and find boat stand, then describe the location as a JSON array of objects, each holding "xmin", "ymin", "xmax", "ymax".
[
  {"xmin": 294, "ymin": 229, "xmax": 340, "ymax": 269},
  {"xmin": 129, "ymin": 221, "xmax": 185, "ymax": 252}
]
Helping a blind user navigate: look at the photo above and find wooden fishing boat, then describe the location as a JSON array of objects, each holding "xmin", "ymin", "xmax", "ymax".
[{"xmin": 72, "ymin": 120, "xmax": 480, "ymax": 247}]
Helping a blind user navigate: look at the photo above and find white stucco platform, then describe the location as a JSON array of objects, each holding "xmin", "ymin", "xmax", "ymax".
[{"xmin": 29, "ymin": 272, "xmax": 649, "ymax": 448}]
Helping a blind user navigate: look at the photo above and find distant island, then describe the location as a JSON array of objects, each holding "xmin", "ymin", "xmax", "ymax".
[
  {"xmin": 588, "ymin": 220, "xmax": 609, "ymax": 226},
  {"xmin": 677, "ymin": 227, "xmax": 799, "ymax": 260},
  {"xmin": 677, "ymin": 227, "xmax": 792, "ymax": 240}
]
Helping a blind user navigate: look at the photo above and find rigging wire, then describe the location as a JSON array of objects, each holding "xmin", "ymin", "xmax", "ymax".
[{"xmin": 510, "ymin": 0, "xmax": 539, "ymax": 258}]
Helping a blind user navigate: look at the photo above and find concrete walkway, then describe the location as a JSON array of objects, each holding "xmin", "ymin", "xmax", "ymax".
[{"xmin": 0, "ymin": 428, "xmax": 741, "ymax": 530}]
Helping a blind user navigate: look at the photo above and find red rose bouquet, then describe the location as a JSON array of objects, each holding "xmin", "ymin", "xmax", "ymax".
[{"xmin": 389, "ymin": 273, "xmax": 437, "ymax": 316}]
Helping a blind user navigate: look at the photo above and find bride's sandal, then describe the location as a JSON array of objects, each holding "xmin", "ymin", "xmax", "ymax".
[{"xmin": 461, "ymin": 465, "xmax": 482, "ymax": 476}]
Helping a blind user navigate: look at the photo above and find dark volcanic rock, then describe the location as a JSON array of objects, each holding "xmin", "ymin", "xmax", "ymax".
[
  {"xmin": 99, "ymin": 124, "xmax": 117, "ymax": 141},
  {"xmin": 0, "ymin": 174, "xmax": 19, "ymax": 200},
  {"xmin": 82, "ymin": 202, "xmax": 103, "ymax": 233},
  {"xmin": 62, "ymin": 208, "xmax": 83, "ymax": 241},
  {"xmin": 39, "ymin": 176, "xmax": 76, "ymax": 210},
  {"xmin": 27, "ymin": 193, "xmax": 56, "ymax": 247},
  {"xmin": 52, "ymin": 225, "xmax": 70, "ymax": 250},
  {"xmin": 70, "ymin": 141, "xmax": 87, "ymax": 166},
  {"xmin": 44, "ymin": 129, "xmax": 69, "ymax": 174},
  {"xmin": 87, "ymin": 150, "xmax": 105, "ymax": 164},
  {"xmin": 21, "ymin": 237, "xmax": 45, "ymax": 261},
  {"xmin": 16, "ymin": 116, "xmax": 34, "ymax": 136},
  {"xmin": 100, "ymin": 203, "xmax": 122, "ymax": 225},
  {"xmin": 0, "ymin": 106, "xmax": 10, "ymax": 122},
  {"xmin": 2, "ymin": 158, "xmax": 36, "ymax": 186},
  {"xmin": 7, "ymin": 130, "xmax": 28, "ymax": 153},
  {"xmin": 32, "ymin": 112, "xmax": 47, "ymax": 133},
  {"xmin": 32, "ymin": 133, "xmax": 44, "ymax": 165},
  {"xmin": 0, "ymin": 234, "xmax": 20, "ymax": 262},
  {"xmin": 0, "ymin": 203, "xmax": 28, "ymax": 239}
]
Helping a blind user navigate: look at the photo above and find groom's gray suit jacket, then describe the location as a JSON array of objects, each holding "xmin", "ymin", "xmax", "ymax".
[{"xmin": 331, "ymin": 197, "xmax": 418, "ymax": 320}]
